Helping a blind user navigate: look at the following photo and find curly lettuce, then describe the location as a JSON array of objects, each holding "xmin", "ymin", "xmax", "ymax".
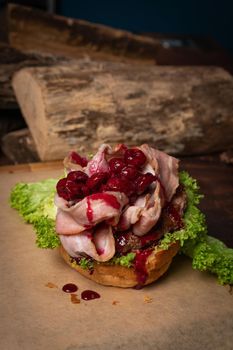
[
  {"xmin": 10, "ymin": 179, "xmax": 60, "ymax": 248},
  {"xmin": 188, "ymin": 236, "xmax": 233, "ymax": 285}
]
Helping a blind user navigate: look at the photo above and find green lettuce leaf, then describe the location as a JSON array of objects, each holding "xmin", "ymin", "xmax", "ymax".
[
  {"xmin": 188, "ymin": 236, "xmax": 233, "ymax": 285},
  {"xmin": 109, "ymin": 252, "xmax": 136, "ymax": 268},
  {"xmin": 10, "ymin": 179, "xmax": 60, "ymax": 249}
]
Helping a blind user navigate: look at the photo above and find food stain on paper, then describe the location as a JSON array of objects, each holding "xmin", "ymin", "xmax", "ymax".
[
  {"xmin": 70, "ymin": 294, "xmax": 81, "ymax": 304},
  {"xmin": 144, "ymin": 295, "xmax": 153, "ymax": 303},
  {"xmin": 45, "ymin": 282, "xmax": 58, "ymax": 289}
]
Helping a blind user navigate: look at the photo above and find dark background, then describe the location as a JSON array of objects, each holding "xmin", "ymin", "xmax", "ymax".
[
  {"xmin": 58, "ymin": 0, "xmax": 233, "ymax": 56},
  {"xmin": 1, "ymin": 0, "xmax": 233, "ymax": 56}
]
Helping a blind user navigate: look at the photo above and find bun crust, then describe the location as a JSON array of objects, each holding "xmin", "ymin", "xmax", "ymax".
[{"xmin": 60, "ymin": 241, "xmax": 179, "ymax": 288}]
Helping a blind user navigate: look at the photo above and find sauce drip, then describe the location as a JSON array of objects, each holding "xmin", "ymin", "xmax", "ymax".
[
  {"xmin": 90, "ymin": 193, "xmax": 120, "ymax": 209},
  {"xmin": 86, "ymin": 193, "xmax": 120, "ymax": 223},
  {"xmin": 81, "ymin": 290, "xmax": 101, "ymax": 301},
  {"xmin": 62, "ymin": 283, "xmax": 78, "ymax": 293},
  {"xmin": 134, "ymin": 249, "xmax": 152, "ymax": 286},
  {"xmin": 86, "ymin": 196, "xmax": 93, "ymax": 222}
]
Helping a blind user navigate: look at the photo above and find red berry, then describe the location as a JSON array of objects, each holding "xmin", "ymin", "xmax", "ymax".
[
  {"xmin": 86, "ymin": 172, "xmax": 109, "ymax": 192},
  {"xmin": 66, "ymin": 181, "xmax": 84, "ymax": 199},
  {"xmin": 124, "ymin": 149, "xmax": 146, "ymax": 168},
  {"xmin": 70, "ymin": 151, "xmax": 88, "ymax": 167},
  {"xmin": 121, "ymin": 165, "xmax": 139, "ymax": 180},
  {"xmin": 67, "ymin": 170, "xmax": 88, "ymax": 183},
  {"xmin": 108, "ymin": 158, "xmax": 125, "ymax": 174},
  {"xmin": 56, "ymin": 178, "xmax": 70, "ymax": 200},
  {"xmin": 106, "ymin": 176, "xmax": 135, "ymax": 196},
  {"xmin": 81, "ymin": 184, "xmax": 90, "ymax": 197},
  {"xmin": 135, "ymin": 173, "xmax": 156, "ymax": 194}
]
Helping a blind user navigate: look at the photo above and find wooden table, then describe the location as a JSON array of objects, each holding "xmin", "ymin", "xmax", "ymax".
[{"xmin": 0, "ymin": 157, "xmax": 232, "ymax": 350}]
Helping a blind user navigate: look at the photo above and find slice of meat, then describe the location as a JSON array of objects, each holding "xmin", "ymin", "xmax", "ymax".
[
  {"xmin": 139, "ymin": 144, "xmax": 179, "ymax": 202},
  {"xmin": 55, "ymin": 191, "xmax": 128, "ymax": 235},
  {"xmin": 132, "ymin": 182, "xmax": 163, "ymax": 236},
  {"xmin": 117, "ymin": 205, "xmax": 143, "ymax": 231},
  {"xmin": 85, "ymin": 144, "xmax": 111, "ymax": 176},
  {"xmin": 117, "ymin": 194, "xmax": 149, "ymax": 231},
  {"xmin": 60, "ymin": 224, "xmax": 115, "ymax": 262}
]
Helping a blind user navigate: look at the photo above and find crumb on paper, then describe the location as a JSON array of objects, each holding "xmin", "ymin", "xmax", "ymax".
[
  {"xmin": 71, "ymin": 294, "xmax": 81, "ymax": 304},
  {"xmin": 45, "ymin": 282, "xmax": 58, "ymax": 289},
  {"xmin": 112, "ymin": 300, "xmax": 120, "ymax": 305},
  {"xmin": 144, "ymin": 295, "xmax": 153, "ymax": 303}
]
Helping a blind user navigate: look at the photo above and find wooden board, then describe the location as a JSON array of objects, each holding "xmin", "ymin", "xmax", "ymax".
[
  {"xmin": 12, "ymin": 64, "xmax": 233, "ymax": 161},
  {"xmin": 0, "ymin": 159, "xmax": 232, "ymax": 350},
  {"xmin": 0, "ymin": 42, "xmax": 68, "ymax": 109}
]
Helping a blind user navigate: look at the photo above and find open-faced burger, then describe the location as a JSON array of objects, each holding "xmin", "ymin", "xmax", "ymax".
[{"xmin": 55, "ymin": 144, "xmax": 187, "ymax": 288}]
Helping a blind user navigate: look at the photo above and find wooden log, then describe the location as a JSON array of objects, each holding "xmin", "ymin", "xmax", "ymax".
[
  {"xmin": 0, "ymin": 42, "xmax": 69, "ymax": 109},
  {"xmin": 12, "ymin": 62, "xmax": 233, "ymax": 160},
  {"xmin": 1, "ymin": 128, "xmax": 39, "ymax": 164},
  {"xmin": 2, "ymin": 4, "xmax": 159, "ymax": 64}
]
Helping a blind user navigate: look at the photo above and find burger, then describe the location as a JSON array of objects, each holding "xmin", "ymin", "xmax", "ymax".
[
  {"xmin": 55, "ymin": 143, "xmax": 188, "ymax": 288},
  {"xmin": 10, "ymin": 143, "xmax": 232, "ymax": 287}
]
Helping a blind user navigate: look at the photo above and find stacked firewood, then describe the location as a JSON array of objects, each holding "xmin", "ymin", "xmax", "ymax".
[{"xmin": 1, "ymin": 4, "xmax": 233, "ymax": 163}]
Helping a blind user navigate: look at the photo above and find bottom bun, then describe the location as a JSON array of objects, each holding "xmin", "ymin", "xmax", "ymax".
[{"xmin": 59, "ymin": 241, "xmax": 180, "ymax": 288}]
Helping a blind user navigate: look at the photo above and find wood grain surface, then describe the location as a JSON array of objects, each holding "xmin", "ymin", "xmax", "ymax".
[{"xmin": 13, "ymin": 64, "xmax": 233, "ymax": 161}]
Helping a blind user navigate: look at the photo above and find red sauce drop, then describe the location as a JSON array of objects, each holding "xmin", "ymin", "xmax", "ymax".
[
  {"xmin": 86, "ymin": 196, "xmax": 93, "ymax": 222},
  {"xmin": 62, "ymin": 283, "xmax": 78, "ymax": 293},
  {"xmin": 81, "ymin": 290, "xmax": 101, "ymax": 301},
  {"xmin": 134, "ymin": 250, "xmax": 152, "ymax": 286},
  {"xmin": 96, "ymin": 247, "xmax": 105, "ymax": 255}
]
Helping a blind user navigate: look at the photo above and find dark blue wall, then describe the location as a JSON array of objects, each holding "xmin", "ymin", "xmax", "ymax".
[{"xmin": 59, "ymin": 0, "xmax": 233, "ymax": 55}]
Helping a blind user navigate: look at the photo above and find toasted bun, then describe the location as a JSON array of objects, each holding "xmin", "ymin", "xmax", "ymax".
[{"xmin": 59, "ymin": 241, "xmax": 180, "ymax": 288}]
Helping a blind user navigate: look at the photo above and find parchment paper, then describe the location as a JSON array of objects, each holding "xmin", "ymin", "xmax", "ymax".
[{"xmin": 0, "ymin": 168, "xmax": 232, "ymax": 350}]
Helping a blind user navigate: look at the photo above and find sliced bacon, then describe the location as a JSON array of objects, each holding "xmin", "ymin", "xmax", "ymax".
[
  {"xmin": 132, "ymin": 182, "xmax": 163, "ymax": 236},
  {"xmin": 139, "ymin": 144, "xmax": 179, "ymax": 202},
  {"xmin": 59, "ymin": 224, "xmax": 115, "ymax": 262},
  {"xmin": 117, "ymin": 205, "xmax": 143, "ymax": 231},
  {"xmin": 85, "ymin": 144, "xmax": 111, "ymax": 176},
  {"xmin": 117, "ymin": 194, "xmax": 149, "ymax": 231},
  {"xmin": 55, "ymin": 191, "xmax": 128, "ymax": 235}
]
